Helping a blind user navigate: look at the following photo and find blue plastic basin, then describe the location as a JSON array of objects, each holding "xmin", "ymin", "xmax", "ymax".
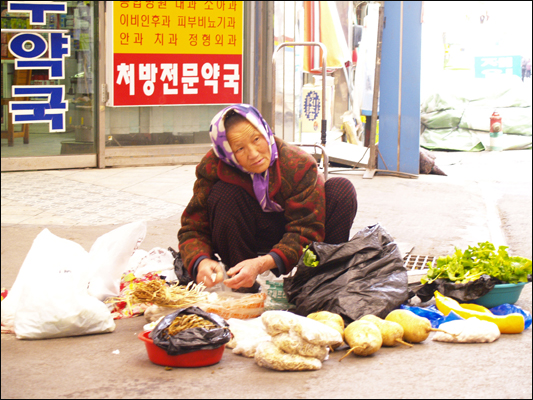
[{"xmin": 472, "ymin": 282, "xmax": 527, "ymax": 309}]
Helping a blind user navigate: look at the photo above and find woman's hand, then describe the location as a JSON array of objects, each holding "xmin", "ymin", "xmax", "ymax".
[
  {"xmin": 196, "ymin": 259, "xmax": 224, "ymax": 288},
  {"xmin": 224, "ymin": 255, "xmax": 275, "ymax": 289}
]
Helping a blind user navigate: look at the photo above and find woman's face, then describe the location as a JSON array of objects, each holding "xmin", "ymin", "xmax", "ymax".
[{"xmin": 226, "ymin": 119, "xmax": 271, "ymax": 174}]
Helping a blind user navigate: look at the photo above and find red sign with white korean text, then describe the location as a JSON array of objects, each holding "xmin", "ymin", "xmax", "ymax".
[{"xmin": 108, "ymin": 1, "xmax": 243, "ymax": 107}]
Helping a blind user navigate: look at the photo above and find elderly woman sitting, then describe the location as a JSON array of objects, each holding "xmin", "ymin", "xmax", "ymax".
[{"xmin": 178, "ymin": 104, "xmax": 357, "ymax": 292}]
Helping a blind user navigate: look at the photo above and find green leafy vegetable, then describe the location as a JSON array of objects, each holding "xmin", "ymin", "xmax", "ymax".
[
  {"xmin": 303, "ymin": 245, "xmax": 319, "ymax": 267},
  {"xmin": 421, "ymin": 241, "xmax": 532, "ymax": 285}
]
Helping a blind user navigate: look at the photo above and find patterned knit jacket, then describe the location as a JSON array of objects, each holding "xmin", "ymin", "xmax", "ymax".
[{"xmin": 178, "ymin": 136, "xmax": 326, "ymax": 276}]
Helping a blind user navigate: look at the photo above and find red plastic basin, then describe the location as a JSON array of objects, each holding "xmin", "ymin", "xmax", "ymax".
[{"xmin": 138, "ymin": 330, "xmax": 225, "ymax": 368}]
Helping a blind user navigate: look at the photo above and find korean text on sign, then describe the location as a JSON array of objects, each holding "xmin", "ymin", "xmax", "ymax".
[
  {"xmin": 7, "ymin": 1, "xmax": 70, "ymax": 131},
  {"xmin": 113, "ymin": 54, "xmax": 241, "ymax": 105},
  {"xmin": 109, "ymin": 1, "xmax": 243, "ymax": 106}
]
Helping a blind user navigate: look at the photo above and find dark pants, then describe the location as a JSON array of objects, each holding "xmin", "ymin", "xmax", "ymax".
[{"xmin": 207, "ymin": 177, "xmax": 357, "ymax": 271}]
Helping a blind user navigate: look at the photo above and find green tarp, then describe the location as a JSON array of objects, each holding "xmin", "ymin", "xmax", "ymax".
[{"xmin": 420, "ymin": 75, "xmax": 532, "ymax": 151}]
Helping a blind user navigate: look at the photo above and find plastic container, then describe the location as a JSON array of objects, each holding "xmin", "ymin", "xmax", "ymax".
[
  {"xmin": 138, "ymin": 331, "xmax": 225, "ymax": 367},
  {"xmin": 472, "ymin": 282, "xmax": 527, "ymax": 309},
  {"xmin": 202, "ymin": 292, "xmax": 266, "ymax": 320}
]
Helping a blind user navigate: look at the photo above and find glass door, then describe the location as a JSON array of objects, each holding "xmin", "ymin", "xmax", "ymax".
[{"xmin": 1, "ymin": 0, "xmax": 98, "ymax": 171}]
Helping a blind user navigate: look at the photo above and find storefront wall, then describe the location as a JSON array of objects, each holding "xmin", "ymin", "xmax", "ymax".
[
  {"xmin": 1, "ymin": 0, "xmax": 99, "ymax": 171},
  {"xmin": 101, "ymin": 1, "xmax": 246, "ymax": 167},
  {"xmin": 1, "ymin": 1, "xmax": 288, "ymax": 172},
  {"xmin": 1, "ymin": 1, "xmax": 250, "ymax": 171}
]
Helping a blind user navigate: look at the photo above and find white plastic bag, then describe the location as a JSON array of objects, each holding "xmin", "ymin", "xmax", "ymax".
[
  {"xmin": 126, "ymin": 248, "xmax": 178, "ymax": 282},
  {"xmin": 4, "ymin": 229, "xmax": 115, "ymax": 339},
  {"xmin": 261, "ymin": 310, "xmax": 299, "ymax": 336},
  {"xmin": 271, "ymin": 331, "xmax": 329, "ymax": 361},
  {"xmin": 432, "ymin": 317, "xmax": 501, "ymax": 343},
  {"xmin": 256, "ymin": 270, "xmax": 295, "ymax": 311},
  {"xmin": 197, "ymin": 268, "xmax": 267, "ymax": 320},
  {"xmin": 88, "ymin": 220, "xmax": 147, "ymax": 301},
  {"xmin": 341, "ymin": 111, "xmax": 362, "ymax": 145},
  {"xmin": 261, "ymin": 310, "xmax": 343, "ymax": 347},
  {"xmin": 1, "ymin": 228, "xmax": 50, "ymax": 331},
  {"xmin": 127, "ymin": 249, "xmax": 149, "ymax": 272},
  {"xmin": 226, "ymin": 317, "xmax": 271, "ymax": 358},
  {"xmin": 131, "ymin": 247, "xmax": 176, "ymax": 279},
  {"xmin": 254, "ymin": 341, "xmax": 322, "ymax": 371},
  {"xmin": 199, "ymin": 292, "xmax": 267, "ymax": 320}
]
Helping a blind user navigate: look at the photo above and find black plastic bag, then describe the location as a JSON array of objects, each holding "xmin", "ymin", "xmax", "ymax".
[
  {"xmin": 283, "ymin": 224, "xmax": 409, "ymax": 324},
  {"xmin": 411, "ymin": 275, "xmax": 498, "ymax": 303},
  {"xmin": 149, "ymin": 306, "xmax": 231, "ymax": 356},
  {"xmin": 168, "ymin": 247, "xmax": 194, "ymax": 286}
]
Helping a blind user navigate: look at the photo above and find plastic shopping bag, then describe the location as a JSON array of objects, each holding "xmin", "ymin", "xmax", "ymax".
[
  {"xmin": 150, "ymin": 306, "xmax": 231, "ymax": 355},
  {"xmin": 4, "ymin": 229, "xmax": 115, "ymax": 339},
  {"xmin": 199, "ymin": 292, "xmax": 267, "ymax": 320},
  {"xmin": 88, "ymin": 220, "xmax": 147, "ymax": 301},
  {"xmin": 400, "ymin": 304, "xmax": 464, "ymax": 328},
  {"xmin": 194, "ymin": 266, "xmax": 267, "ymax": 320},
  {"xmin": 490, "ymin": 304, "xmax": 532, "ymax": 330},
  {"xmin": 284, "ymin": 224, "xmax": 409, "ymax": 324},
  {"xmin": 256, "ymin": 271, "xmax": 295, "ymax": 311},
  {"xmin": 1, "ymin": 231, "xmax": 44, "ymax": 331},
  {"xmin": 226, "ymin": 317, "xmax": 271, "ymax": 358},
  {"xmin": 131, "ymin": 247, "xmax": 177, "ymax": 280}
]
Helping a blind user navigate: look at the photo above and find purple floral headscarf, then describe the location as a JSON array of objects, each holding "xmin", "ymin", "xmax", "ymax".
[{"xmin": 209, "ymin": 104, "xmax": 284, "ymax": 213}]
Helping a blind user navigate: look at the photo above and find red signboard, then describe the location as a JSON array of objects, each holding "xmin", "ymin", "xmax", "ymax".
[{"xmin": 107, "ymin": 1, "xmax": 243, "ymax": 107}]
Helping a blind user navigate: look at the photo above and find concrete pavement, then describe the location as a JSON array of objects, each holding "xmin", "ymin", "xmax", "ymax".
[{"xmin": 1, "ymin": 148, "xmax": 532, "ymax": 398}]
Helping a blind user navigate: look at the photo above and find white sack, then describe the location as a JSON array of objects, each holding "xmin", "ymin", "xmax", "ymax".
[
  {"xmin": 88, "ymin": 220, "xmax": 147, "ymax": 301},
  {"xmin": 433, "ymin": 317, "xmax": 500, "ymax": 343},
  {"xmin": 5, "ymin": 229, "xmax": 115, "ymax": 339}
]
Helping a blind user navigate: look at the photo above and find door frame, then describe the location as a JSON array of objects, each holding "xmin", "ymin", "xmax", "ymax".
[{"xmin": 1, "ymin": 2, "xmax": 101, "ymax": 172}]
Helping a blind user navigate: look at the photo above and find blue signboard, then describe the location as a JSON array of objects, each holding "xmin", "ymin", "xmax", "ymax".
[{"xmin": 474, "ymin": 56, "xmax": 522, "ymax": 78}]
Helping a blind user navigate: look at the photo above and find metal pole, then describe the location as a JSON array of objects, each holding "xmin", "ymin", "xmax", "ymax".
[
  {"xmin": 293, "ymin": 2, "xmax": 297, "ymax": 141},
  {"xmin": 272, "ymin": 42, "xmax": 327, "ymax": 145},
  {"xmin": 366, "ymin": 2, "xmax": 385, "ymax": 175},
  {"xmin": 97, "ymin": 1, "xmax": 106, "ymax": 168},
  {"xmin": 397, "ymin": 1, "xmax": 404, "ymax": 172},
  {"xmin": 282, "ymin": 2, "xmax": 286, "ymax": 140}
]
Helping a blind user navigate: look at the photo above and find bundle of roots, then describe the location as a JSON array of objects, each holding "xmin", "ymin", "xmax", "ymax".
[{"xmin": 126, "ymin": 279, "xmax": 209, "ymax": 308}]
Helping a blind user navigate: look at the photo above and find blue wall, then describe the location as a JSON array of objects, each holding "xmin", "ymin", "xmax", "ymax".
[{"xmin": 378, "ymin": 1, "xmax": 422, "ymax": 174}]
